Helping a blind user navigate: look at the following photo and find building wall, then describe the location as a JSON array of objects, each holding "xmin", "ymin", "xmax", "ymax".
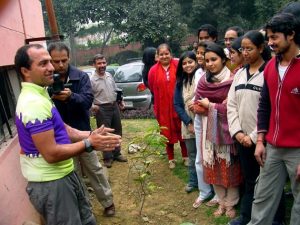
[
  {"xmin": 0, "ymin": 137, "xmax": 43, "ymax": 225},
  {"xmin": 0, "ymin": 0, "xmax": 45, "ymax": 66}
]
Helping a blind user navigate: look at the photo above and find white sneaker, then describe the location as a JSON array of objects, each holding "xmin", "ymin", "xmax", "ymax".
[
  {"xmin": 183, "ymin": 157, "xmax": 189, "ymax": 167},
  {"xmin": 169, "ymin": 160, "xmax": 176, "ymax": 169}
]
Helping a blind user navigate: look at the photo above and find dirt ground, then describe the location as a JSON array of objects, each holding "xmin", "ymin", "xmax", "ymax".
[
  {"xmin": 90, "ymin": 154, "xmax": 215, "ymax": 225},
  {"xmin": 88, "ymin": 119, "xmax": 220, "ymax": 225}
]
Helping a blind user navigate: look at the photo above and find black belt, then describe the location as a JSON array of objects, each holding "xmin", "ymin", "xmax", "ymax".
[{"xmin": 99, "ymin": 102, "xmax": 116, "ymax": 106}]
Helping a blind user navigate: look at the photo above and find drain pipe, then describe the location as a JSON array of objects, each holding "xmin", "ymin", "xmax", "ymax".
[
  {"xmin": 18, "ymin": 0, "xmax": 27, "ymax": 40},
  {"xmin": 44, "ymin": 0, "xmax": 60, "ymax": 41}
]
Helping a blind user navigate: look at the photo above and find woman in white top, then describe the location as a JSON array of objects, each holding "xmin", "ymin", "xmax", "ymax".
[{"xmin": 190, "ymin": 42, "xmax": 218, "ymax": 208}]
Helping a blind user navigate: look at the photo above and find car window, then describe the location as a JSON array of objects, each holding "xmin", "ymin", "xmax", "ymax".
[
  {"xmin": 114, "ymin": 65, "xmax": 143, "ymax": 83},
  {"xmin": 106, "ymin": 68, "xmax": 115, "ymax": 76}
]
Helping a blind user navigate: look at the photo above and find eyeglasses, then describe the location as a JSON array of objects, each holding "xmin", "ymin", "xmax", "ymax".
[{"xmin": 238, "ymin": 47, "xmax": 254, "ymax": 53}]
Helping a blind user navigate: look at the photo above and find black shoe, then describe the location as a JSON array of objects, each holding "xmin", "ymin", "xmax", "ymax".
[
  {"xmin": 272, "ymin": 221, "xmax": 285, "ymax": 225},
  {"xmin": 104, "ymin": 203, "xmax": 115, "ymax": 217},
  {"xmin": 103, "ymin": 159, "xmax": 113, "ymax": 168},
  {"xmin": 185, "ymin": 184, "xmax": 197, "ymax": 193},
  {"xmin": 228, "ymin": 216, "xmax": 246, "ymax": 225},
  {"xmin": 114, "ymin": 155, "xmax": 128, "ymax": 162}
]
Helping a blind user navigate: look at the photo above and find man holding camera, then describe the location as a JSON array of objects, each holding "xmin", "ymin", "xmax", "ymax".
[
  {"xmin": 90, "ymin": 54, "xmax": 127, "ymax": 168},
  {"xmin": 48, "ymin": 42, "xmax": 116, "ymax": 217}
]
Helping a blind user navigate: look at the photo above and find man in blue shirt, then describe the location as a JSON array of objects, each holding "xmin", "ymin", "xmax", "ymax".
[{"xmin": 48, "ymin": 42, "xmax": 116, "ymax": 217}]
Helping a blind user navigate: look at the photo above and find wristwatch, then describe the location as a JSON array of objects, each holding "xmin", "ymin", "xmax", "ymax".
[{"xmin": 83, "ymin": 138, "xmax": 93, "ymax": 152}]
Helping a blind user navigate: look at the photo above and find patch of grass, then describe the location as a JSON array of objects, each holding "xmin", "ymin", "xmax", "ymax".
[
  {"xmin": 172, "ymin": 155, "xmax": 189, "ymax": 184},
  {"xmin": 122, "ymin": 119, "xmax": 157, "ymax": 133}
]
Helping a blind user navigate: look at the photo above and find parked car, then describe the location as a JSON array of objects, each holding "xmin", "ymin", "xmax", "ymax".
[
  {"xmin": 106, "ymin": 65, "xmax": 119, "ymax": 76},
  {"xmin": 82, "ymin": 67, "xmax": 95, "ymax": 78},
  {"xmin": 114, "ymin": 61, "xmax": 151, "ymax": 109},
  {"xmin": 82, "ymin": 65, "xmax": 119, "ymax": 78}
]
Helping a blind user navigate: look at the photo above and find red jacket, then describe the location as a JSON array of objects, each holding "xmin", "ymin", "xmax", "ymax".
[
  {"xmin": 148, "ymin": 59, "xmax": 182, "ymax": 143},
  {"xmin": 259, "ymin": 57, "xmax": 300, "ymax": 147}
]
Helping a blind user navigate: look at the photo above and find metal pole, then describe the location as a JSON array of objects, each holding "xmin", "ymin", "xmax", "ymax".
[{"xmin": 45, "ymin": 0, "xmax": 60, "ymax": 41}]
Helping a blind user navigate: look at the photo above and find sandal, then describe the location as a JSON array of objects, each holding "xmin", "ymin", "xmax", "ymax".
[
  {"xmin": 213, "ymin": 205, "xmax": 226, "ymax": 217},
  {"xmin": 225, "ymin": 207, "xmax": 236, "ymax": 219},
  {"xmin": 205, "ymin": 198, "xmax": 219, "ymax": 207},
  {"xmin": 192, "ymin": 197, "xmax": 204, "ymax": 209}
]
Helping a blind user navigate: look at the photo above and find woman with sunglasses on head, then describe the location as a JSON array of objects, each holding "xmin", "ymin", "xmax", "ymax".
[
  {"xmin": 148, "ymin": 43, "xmax": 188, "ymax": 169},
  {"xmin": 227, "ymin": 30, "xmax": 284, "ymax": 225},
  {"xmin": 195, "ymin": 42, "xmax": 242, "ymax": 219}
]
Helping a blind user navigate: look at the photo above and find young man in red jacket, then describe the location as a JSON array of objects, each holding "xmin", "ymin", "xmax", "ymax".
[{"xmin": 248, "ymin": 13, "xmax": 300, "ymax": 225}]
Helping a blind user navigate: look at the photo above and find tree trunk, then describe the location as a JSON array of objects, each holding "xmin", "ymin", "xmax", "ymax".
[
  {"xmin": 69, "ymin": 33, "xmax": 77, "ymax": 66},
  {"xmin": 100, "ymin": 28, "xmax": 114, "ymax": 54}
]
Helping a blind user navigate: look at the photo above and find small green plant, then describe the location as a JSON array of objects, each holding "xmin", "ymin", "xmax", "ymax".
[{"xmin": 127, "ymin": 124, "xmax": 167, "ymax": 216}]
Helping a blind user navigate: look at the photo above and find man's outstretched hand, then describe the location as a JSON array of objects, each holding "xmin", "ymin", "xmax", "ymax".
[{"xmin": 90, "ymin": 125, "xmax": 121, "ymax": 151}]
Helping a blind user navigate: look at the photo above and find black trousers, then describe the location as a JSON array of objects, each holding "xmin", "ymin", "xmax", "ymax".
[
  {"xmin": 95, "ymin": 102, "xmax": 122, "ymax": 160},
  {"xmin": 237, "ymin": 142, "xmax": 285, "ymax": 224}
]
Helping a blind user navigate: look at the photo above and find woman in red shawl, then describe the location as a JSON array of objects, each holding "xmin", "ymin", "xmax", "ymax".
[
  {"xmin": 195, "ymin": 43, "xmax": 242, "ymax": 218},
  {"xmin": 148, "ymin": 43, "xmax": 188, "ymax": 169}
]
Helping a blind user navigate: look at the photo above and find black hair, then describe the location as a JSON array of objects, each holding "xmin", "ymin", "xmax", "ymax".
[
  {"xmin": 47, "ymin": 42, "xmax": 70, "ymax": 57},
  {"xmin": 14, "ymin": 44, "xmax": 44, "ymax": 79},
  {"xmin": 92, "ymin": 54, "xmax": 106, "ymax": 64},
  {"xmin": 243, "ymin": 30, "xmax": 272, "ymax": 61},
  {"xmin": 265, "ymin": 13, "xmax": 300, "ymax": 45},
  {"xmin": 231, "ymin": 36, "xmax": 243, "ymax": 52},
  {"xmin": 197, "ymin": 41, "xmax": 208, "ymax": 49},
  {"xmin": 205, "ymin": 42, "xmax": 227, "ymax": 83},
  {"xmin": 196, "ymin": 41, "xmax": 210, "ymax": 69},
  {"xmin": 280, "ymin": 1, "xmax": 300, "ymax": 21},
  {"xmin": 157, "ymin": 43, "xmax": 171, "ymax": 54},
  {"xmin": 176, "ymin": 51, "xmax": 198, "ymax": 87},
  {"xmin": 142, "ymin": 47, "xmax": 156, "ymax": 88},
  {"xmin": 197, "ymin": 24, "xmax": 218, "ymax": 41},
  {"xmin": 226, "ymin": 26, "xmax": 244, "ymax": 37}
]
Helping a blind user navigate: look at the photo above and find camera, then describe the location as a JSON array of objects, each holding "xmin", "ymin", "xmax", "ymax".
[
  {"xmin": 116, "ymin": 88, "xmax": 123, "ymax": 103},
  {"xmin": 48, "ymin": 73, "xmax": 72, "ymax": 95}
]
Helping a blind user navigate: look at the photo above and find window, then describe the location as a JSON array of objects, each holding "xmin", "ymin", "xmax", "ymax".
[{"xmin": 0, "ymin": 67, "xmax": 20, "ymax": 147}]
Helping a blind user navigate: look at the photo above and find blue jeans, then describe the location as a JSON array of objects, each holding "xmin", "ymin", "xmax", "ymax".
[{"xmin": 184, "ymin": 138, "xmax": 198, "ymax": 187}]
